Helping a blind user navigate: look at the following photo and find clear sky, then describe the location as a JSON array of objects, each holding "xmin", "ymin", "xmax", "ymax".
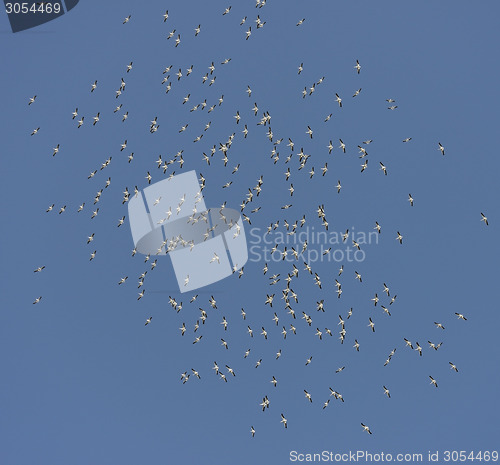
[{"xmin": 1, "ymin": 1, "xmax": 499, "ymax": 464}]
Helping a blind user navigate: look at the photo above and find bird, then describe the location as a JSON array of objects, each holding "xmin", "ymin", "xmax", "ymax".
[
  {"xmin": 449, "ymin": 362, "xmax": 458, "ymax": 372},
  {"xmin": 429, "ymin": 376, "xmax": 438, "ymax": 387},
  {"xmin": 250, "ymin": 426, "xmax": 255, "ymax": 437},
  {"xmin": 335, "ymin": 93, "xmax": 342, "ymax": 107},
  {"xmin": 33, "ymin": 296, "xmax": 42, "ymax": 304},
  {"xmin": 438, "ymin": 142, "xmax": 445, "ymax": 155},
  {"xmin": 383, "ymin": 283, "xmax": 390, "ymax": 296},
  {"xmin": 144, "ymin": 316, "xmax": 152, "ymax": 326},
  {"xmin": 379, "ymin": 162, "xmax": 387, "ymax": 175},
  {"xmin": 408, "ymin": 194, "xmax": 414, "ymax": 206},
  {"xmin": 280, "ymin": 413, "xmax": 287, "ymax": 428},
  {"xmin": 361, "ymin": 423, "xmax": 372, "ymax": 434},
  {"xmin": 34, "ymin": 266, "xmax": 45, "ymax": 273},
  {"xmin": 383, "ymin": 386, "xmax": 390, "ymax": 398},
  {"xmin": 354, "ymin": 59, "xmax": 361, "ymax": 74},
  {"xmin": 52, "ymin": 144, "xmax": 60, "ymax": 156},
  {"xmin": 480, "ymin": 212, "xmax": 488, "ymax": 226},
  {"xmin": 304, "ymin": 389, "xmax": 312, "ymax": 402},
  {"xmin": 296, "ymin": 18, "xmax": 305, "ymax": 26},
  {"xmin": 123, "ymin": 15, "xmax": 131, "ymax": 24},
  {"xmin": 455, "ymin": 312, "xmax": 467, "ymax": 321},
  {"xmin": 30, "ymin": 127, "xmax": 40, "ymax": 136},
  {"xmin": 404, "ymin": 338, "xmax": 413, "ymax": 349},
  {"xmin": 28, "ymin": 95, "xmax": 37, "ymax": 105},
  {"xmin": 396, "ymin": 231, "xmax": 403, "ymax": 244}
]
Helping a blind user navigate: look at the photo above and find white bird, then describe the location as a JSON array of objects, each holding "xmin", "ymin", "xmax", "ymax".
[
  {"xmin": 438, "ymin": 142, "xmax": 445, "ymax": 155},
  {"xmin": 354, "ymin": 59, "xmax": 361, "ymax": 74},
  {"xmin": 144, "ymin": 316, "xmax": 152, "ymax": 326},
  {"xmin": 361, "ymin": 423, "xmax": 372, "ymax": 434},
  {"xmin": 480, "ymin": 212, "xmax": 488, "ymax": 226}
]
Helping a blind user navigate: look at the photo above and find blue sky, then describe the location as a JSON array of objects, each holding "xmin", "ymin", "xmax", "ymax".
[{"xmin": 1, "ymin": 1, "xmax": 499, "ymax": 464}]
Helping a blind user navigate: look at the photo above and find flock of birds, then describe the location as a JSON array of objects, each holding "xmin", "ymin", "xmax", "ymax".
[{"xmin": 26, "ymin": 2, "xmax": 490, "ymax": 438}]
